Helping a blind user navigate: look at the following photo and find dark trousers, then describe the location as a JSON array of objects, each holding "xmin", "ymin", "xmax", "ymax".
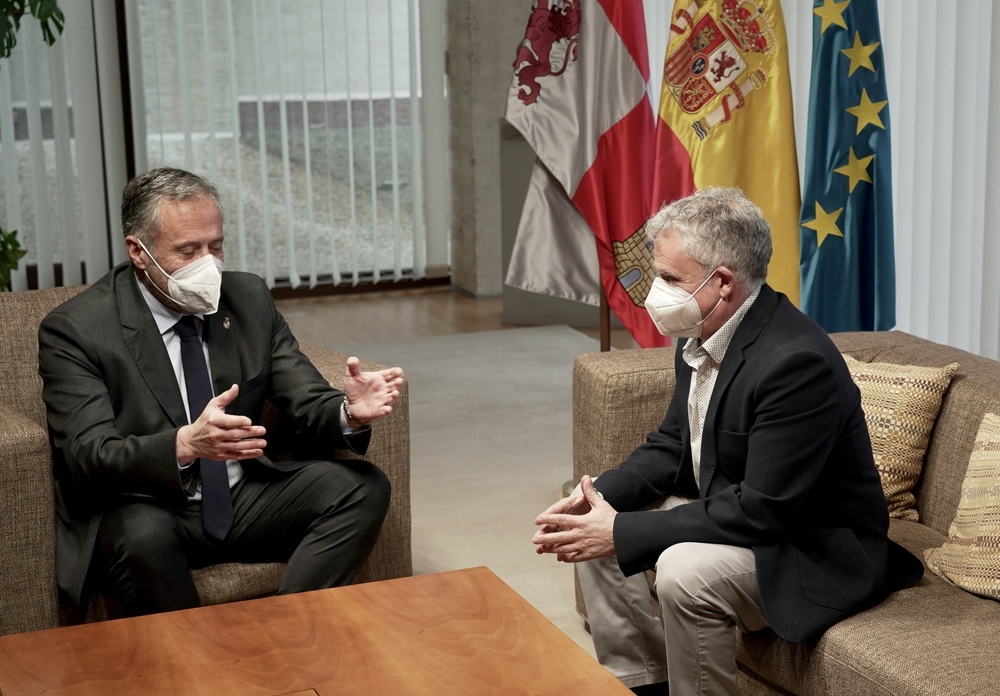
[{"xmin": 93, "ymin": 459, "xmax": 390, "ymax": 616}]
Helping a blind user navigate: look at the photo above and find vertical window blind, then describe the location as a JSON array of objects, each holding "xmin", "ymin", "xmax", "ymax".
[
  {"xmin": 127, "ymin": 0, "xmax": 431, "ymax": 289},
  {"xmin": 0, "ymin": 1, "xmax": 123, "ymax": 291},
  {"xmin": 1, "ymin": 17, "xmax": 85, "ymax": 290}
]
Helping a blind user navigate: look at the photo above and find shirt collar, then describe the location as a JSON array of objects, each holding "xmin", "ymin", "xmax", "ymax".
[
  {"xmin": 134, "ymin": 271, "xmax": 203, "ymax": 335},
  {"xmin": 683, "ymin": 285, "xmax": 761, "ymax": 366}
]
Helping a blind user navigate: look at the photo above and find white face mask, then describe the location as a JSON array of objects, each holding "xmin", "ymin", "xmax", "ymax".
[
  {"xmin": 136, "ymin": 239, "xmax": 223, "ymax": 315},
  {"xmin": 644, "ymin": 271, "xmax": 722, "ymax": 338}
]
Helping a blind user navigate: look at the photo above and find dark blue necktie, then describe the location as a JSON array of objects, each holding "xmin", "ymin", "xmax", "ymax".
[{"xmin": 174, "ymin": 315, "xmax": 234, "ymax": 541}]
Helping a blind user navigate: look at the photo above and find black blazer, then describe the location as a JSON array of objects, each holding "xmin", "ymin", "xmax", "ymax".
[
  {"xmin": 595, "ymin": 285, "xmax": 923, "ymax": 643},
  {"xmin": 38, "ymin": 263, "xmax": 368, "ymax": 604}
]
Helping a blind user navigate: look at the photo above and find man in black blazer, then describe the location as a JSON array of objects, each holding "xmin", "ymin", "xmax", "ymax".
[
  {"xmin": 533, "ymin": 188, "xmax": 922, "ymax": 695},
  {"xmin": 40, "ymin": 167, "xmax": 404, "ymax": 616}
]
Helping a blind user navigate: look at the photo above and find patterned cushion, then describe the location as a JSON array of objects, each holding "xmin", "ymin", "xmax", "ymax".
[
  {"xmin": 843, "ymin": 355, "xmax": 959, "ymax": 521},
  {"xmin": 924, "ymin": 412, "xmax": 1000, "ymax": 599}
]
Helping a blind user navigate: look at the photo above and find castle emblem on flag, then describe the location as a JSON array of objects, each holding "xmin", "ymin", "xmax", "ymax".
[
  {"xmin": 613, "ymin": 228, "xmax": 657, "ymax": 307},
  {"xmin": 512, "ymin": 0, "xmax": 581, "ymax": 106},
  {"xmin": 665, "ymin": 0, "xmax": 776, "ymax": 139}
]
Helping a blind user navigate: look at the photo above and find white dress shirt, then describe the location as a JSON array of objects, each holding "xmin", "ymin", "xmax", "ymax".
[
  {"xmin": 136, "ymin": 275, "xmax": 245, "ymax": 498},
  {"xmin": 681, "ymin": 285, "xmax": 760, "ymax": 488}
]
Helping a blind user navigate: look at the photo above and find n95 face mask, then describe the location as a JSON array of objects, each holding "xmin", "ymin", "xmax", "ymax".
[
  {"xmin": 644, "ymin": 272, "xmax": 721, "ymax": 338},
  {"xmin": 137, "ymin": 239, "xmax": 223, "ymax": 315}
]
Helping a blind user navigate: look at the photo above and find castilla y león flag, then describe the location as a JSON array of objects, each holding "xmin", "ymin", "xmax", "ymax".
[
  {"xmin": 505, "ymin": 0, "xmax": 667, "ymax": 348},
  {"xmin": 652, "ymin": 0, "xmax": 801, "ymax": 305}
]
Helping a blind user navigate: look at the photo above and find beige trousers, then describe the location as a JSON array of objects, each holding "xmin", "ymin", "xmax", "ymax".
[{"xmin": 577, "ymin": 495, "xmax": 769, "ymax": 696}]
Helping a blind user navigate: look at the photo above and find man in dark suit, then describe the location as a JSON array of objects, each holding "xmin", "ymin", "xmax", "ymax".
[
  {"xmin": 533, "ymin": 188, "xmax": 922, "ymax": 695},
  {"xmin": 39, "ymin": 167, "xmax": 403, "ymax": 616}
]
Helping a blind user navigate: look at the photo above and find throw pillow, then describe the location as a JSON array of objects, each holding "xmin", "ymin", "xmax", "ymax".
[
  {"xmin": 842, "ymin": 355, "xmax": 959, "ymax": 521},
  {"xmin": 925, "ymin": 412, "xmax": 1000, "ymax": 599}
]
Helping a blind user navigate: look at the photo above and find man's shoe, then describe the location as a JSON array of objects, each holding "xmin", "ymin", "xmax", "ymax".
[{"xmin": 630, "ymin": 682, "xmax": 669, "ymax": 695}]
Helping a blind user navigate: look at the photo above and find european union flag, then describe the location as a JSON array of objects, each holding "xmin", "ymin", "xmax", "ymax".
[{"xmin": 799, "ymin": 0, "xmax": 894, "ymax": 332}]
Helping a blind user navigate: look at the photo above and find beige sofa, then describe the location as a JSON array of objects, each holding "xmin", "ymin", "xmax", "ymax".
[
  {"xmin": 573, "ymin": 330, "xmax": 1000, "ymax": 695},
  {"xmin": 0, "ymin": 285, "xmax": 411, "ymax": 636}
]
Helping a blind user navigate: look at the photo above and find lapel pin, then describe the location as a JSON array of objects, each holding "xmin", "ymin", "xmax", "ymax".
[{"xmin": 223, "ymin": 317, "xmax": 231, "ymax": 330}]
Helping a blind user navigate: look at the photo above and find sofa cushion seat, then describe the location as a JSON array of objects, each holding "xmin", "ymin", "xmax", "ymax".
[{"xmin": 737, "ymin": 520, "xmax": 1000, "ymax": 695}]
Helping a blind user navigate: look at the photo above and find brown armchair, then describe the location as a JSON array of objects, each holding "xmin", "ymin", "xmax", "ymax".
[{"xmin": 0, "ymin": 285, "xmax": 411, "ymax": 635}]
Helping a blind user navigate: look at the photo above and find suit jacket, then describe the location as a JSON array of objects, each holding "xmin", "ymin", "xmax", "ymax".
[
  {"xmin": 38, "ymin": 262, "xmax": 369, "ymax": 605},
  {"xmin": 595, "ymin": 285, "xmax": 923, "ymax": 643}
]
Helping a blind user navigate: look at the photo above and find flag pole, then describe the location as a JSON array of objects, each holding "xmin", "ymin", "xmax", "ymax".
[{"xmin": 600, "ymin": 283, "xmax": 611, "ymax": 352}]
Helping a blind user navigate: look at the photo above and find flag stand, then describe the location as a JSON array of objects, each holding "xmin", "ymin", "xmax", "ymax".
[{"xmin": 600, "ymin": 285, "xmax": 611, "ymax": 352}]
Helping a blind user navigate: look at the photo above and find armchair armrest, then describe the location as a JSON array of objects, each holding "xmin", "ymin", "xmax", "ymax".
[
  {"xmin": 0, "ymin": 406, "xmax": 60, "ymax": 635},
  {"xmin": 572, "ymin": 348, "xmax": 677, "ymax": 620},
  {"xmin": 300, "ymin": 344, "xmax": 412, "ymax": 582},
  {"xmin": 572, "ymin": 347, "xmax": 678, "ymax": 484}
]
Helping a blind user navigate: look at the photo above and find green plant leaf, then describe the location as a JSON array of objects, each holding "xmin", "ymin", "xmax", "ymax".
[
  {"xmin": 0, "ymin": 5, "xmax": 24, "ymax": 60},
  {"xmin": 0, "ymin": 0, "xmax": 63, "ymax": 61},
  {"xmin": 27, "ymin": 0, "xmax": 62, "ymax": 46},
  {"xmin": 0, "ymin": 226, "xmax": 27, "ymax": 289}
]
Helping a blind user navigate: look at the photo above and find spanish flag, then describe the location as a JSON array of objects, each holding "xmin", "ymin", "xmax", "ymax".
[{"xmin": 651, "ymin": 0, "xmax": 800, "ymax": 304}]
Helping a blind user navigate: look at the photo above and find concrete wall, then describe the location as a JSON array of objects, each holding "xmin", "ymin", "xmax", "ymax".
[{"xmin": 447, "ymin": 1, "xmax": 527, "ymax": 297}]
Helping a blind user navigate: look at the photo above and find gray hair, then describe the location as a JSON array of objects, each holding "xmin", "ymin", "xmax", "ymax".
[
  {"xmin": 646, "ymin": 187, "xmax": 772, "ymax": 290},
  {"xmin": 121, "ymin": 167, "xmax": 223, "ymax": 246}
]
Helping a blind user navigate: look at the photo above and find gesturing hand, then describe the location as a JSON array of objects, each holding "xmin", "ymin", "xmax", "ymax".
[
  {"xmin": 176, "ymin": 384, "xmax": 267, "ymax": 464},
  {"xmin": 532, "ymin": 475, "xmax": 617, "ymax": 563},
  {"xmin": 342, "ymin": 357, "xmax": 405, "ymax": 425}
]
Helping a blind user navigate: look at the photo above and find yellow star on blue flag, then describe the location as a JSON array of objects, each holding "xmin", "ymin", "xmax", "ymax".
[{"xmin": 799, "ymin": 0, "xmax": 895, "ymax": 332}]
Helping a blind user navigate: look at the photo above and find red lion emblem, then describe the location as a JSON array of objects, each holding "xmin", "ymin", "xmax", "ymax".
[
  {"xmin": 710, "ymin": 50, "xmax": 739, "ymax": 82},
  {"xmin": 512, "ymin": 0, "xmax": 581, "ymax": 105}
]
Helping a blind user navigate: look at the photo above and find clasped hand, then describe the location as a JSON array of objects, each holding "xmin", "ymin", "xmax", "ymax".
[{"xmin": 532, "ymin": 475, "xmax": 617, "ymax": 563}]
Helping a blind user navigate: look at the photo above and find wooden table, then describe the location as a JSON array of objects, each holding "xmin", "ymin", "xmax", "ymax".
[{"xmin": 0, "ymin": 566, "xmax": 629, "ymax": 695}]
